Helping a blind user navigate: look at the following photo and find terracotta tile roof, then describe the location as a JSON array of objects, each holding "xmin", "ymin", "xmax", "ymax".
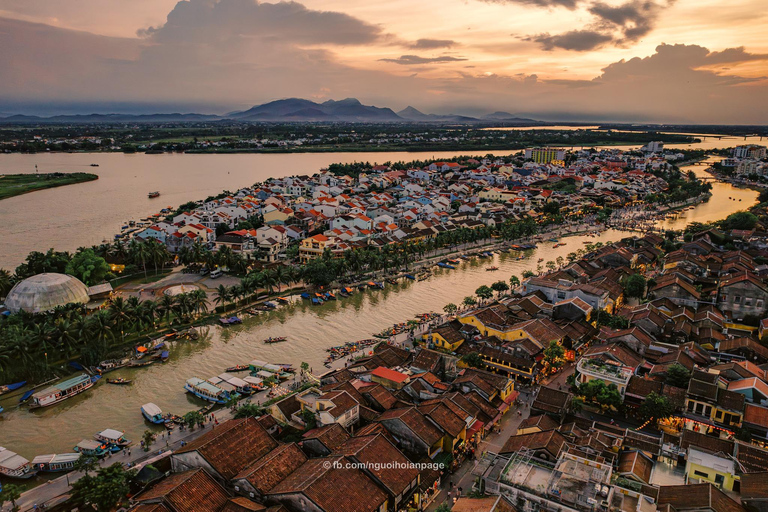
[
  {"xmin": 371, "ymin": 366, "xmax": 409, "ymax": 384},
  {"xmin": 680, "ymin": 429, "xmax": 734, "ymax": 455},
  {"xmin": 362, "ymin": 384, "xmax": 398, "ymax": 410},
  {"xmin": 412, "ymin": 349, "xmax": 442, "ymax": 372},
  {"xmin": 617, "ymin": 450, "xmax": 653, "ymax": 484},
  {"xmin": 130, "ymin": 505, "xmax": 171, "ymax": 512},
  {"xmin": 736, "ymin": 441, "xmax": 768, "ymax": 473},
  {"xmin": 532, "ymin": 386, "xmax": 572, "ymax": 414},
  {"xmin": 418, "ymin": 402, "xmax": 466, "ymax": 438},
  {"xmin": 500, "ymin": 429, "xmax": 568, "ymax": 457},
  {"xmin": 657, "ymin": 483, "xmax": 746, "ymax": 512},
  {"xmin": 236, "ymin": 443, "xmax": 307, "ymax": 494},
  {"xmin": 376, "ymin": 406, "xmax": 442, "ymax": 446},
  {"xmin": 137, "ymin": 469, "xmax": 229, "ymax": 512},
  {"xmin": 220, "ymin": 497, "xmax": 267, "ymax": 512},
  {"xmin": 517, "ymin": 414, "xmax": 559, "ymax": 432},
  {"xmin": 174, "ymin": 418, "xmax": 278, "ymax": 480},
  {"xmin": 302, "ymin": 424, "xmax": 350, "ymax": 452},
  {"xmin": 268, "ymin": 456, "xmax": 388, "ymax": 512},
  {"xmin": 334, "ymin": 434, "xmax": 419, "ymax": 496}
]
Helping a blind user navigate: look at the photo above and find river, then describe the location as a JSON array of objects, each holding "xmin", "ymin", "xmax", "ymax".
[
  {"xmin": 0, "ymin": 134, "xmax": 766, "ymax": 269},
  {"xmin": 0, "ymin": 152, "xmax": 760, "ymax": 482}
]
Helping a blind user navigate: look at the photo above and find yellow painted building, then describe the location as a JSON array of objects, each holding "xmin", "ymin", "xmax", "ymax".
[
  {"xmin": 298, "ymin": 234, "xmax": 332, "ymax": 263},
  {"xmin": 686, "ymin": 447, "xmax": 739, "ymax": 491}
]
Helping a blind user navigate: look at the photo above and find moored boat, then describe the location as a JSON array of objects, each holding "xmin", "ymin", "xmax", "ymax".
[
  {"xmin": 276, "ymin": 297, "xmax": 290, "ymax": 303},
  {"xmin": 148, "ymin": 191, "xmax": 160, "ymax": 198},
  {"xmin": 141, "ymin": 403, "xmax": 165, "ymax": 424},
  {"xmin": 264, "ymin": 336, "xmax": 287, "ymax": 344},
  {"xmin": 94, "ymin": 429, "xmax": 131, "ymax": 448},
  {"xmin": 32, "ymin": 453, "xmax": 81, "ymax": 473},
  {"xmin": 226, "ymin": 364, "xmax": 250, "ymax": 372},
  {"xmin": 0, "ymin": 381, "xmax": 26, "ymax": 396},
  {"xmin": 74, "ymin": 440, "xmax": 109, "ymax": 458},
  {"xmin": 486, "ymin": 266, "xmax": 499, "ymax": 271},
  {"xmin": 386, "ymin": 278, "xmax": 398, "ymax": 285},
  {"xmin": 404, "ymin": 274, "xmax": 416, "ymax": 280},
  {"xmin": 107, "ymin": 378, "xmax": 132, "ymax": 385},
  {"xmin": 29, "ymin": 374, "xmax": 97, "ymax": 408},
  {"xmin": 184, "ymin": 377, "xmax": 234, "ymax": 404},
  {"xmin": 219, "ymin": 316, "xmax": 242, "ymax": 325},
  {"xmin": 311, "ymin": 297, "xmax": 323, "ymax": 305},
  {"xmin": 0, "ymin": 447, "xmax": 36, "ymax": 479},
  {"xmin": 437, "ymin": 262, "xmax": 455, "ymax": 269}
]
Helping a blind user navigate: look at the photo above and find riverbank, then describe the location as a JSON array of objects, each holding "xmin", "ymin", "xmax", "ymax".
[{"xmin": 0, "ymin": 172, "xmax": 98, "ymax": 200}]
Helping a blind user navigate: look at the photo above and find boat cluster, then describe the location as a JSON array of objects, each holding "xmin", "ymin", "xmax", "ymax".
[
  {"xmin": 325, "ymin": 338, "xmax": 379, "ymax": 365},
  {"xmin": 184, "ymin": 360, "xmax": 295, "ymax": 404}
]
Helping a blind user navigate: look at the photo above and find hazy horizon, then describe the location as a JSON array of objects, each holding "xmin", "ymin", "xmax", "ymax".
[{"xmin": 1, "ymin": 0, "xmax": 767, "ymax": 123}]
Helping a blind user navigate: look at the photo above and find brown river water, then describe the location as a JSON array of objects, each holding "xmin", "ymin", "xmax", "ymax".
[{"xmin": 0, "ymin": 148, "xmax": 759, "ymax": 480}]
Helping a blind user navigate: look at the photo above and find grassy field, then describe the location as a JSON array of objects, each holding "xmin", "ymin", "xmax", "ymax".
[{"xmin": 0, "ymin": 172, "xmax": 98, "ymax": 200}]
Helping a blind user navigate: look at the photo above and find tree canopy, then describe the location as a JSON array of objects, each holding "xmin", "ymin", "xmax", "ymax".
[{"xmin": 65, "ymin": 248, "xmax": 110, "ymax": 286}]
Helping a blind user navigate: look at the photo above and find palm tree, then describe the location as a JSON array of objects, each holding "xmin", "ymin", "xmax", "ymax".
[
  {"xmin": 190, "ymin": 289, "xmax": 208, "ymax": 317},
  {"xmin": 259, "ymin": 269, "xmax": 278, "ymax": 296},
  {"xmin": 88, "ymin": 310, "xmax": 114, "ymax": 351},
  {"xmin": 274, "ymin": 265, "xmax": 290, "ymax": 292},
  {"xmin": 159, "ymin": 294, "xmax": 175, "ymax": 325},
  {"xmin": 139, "ymin": 299, "xmax": 159, "ymax": 330},
  {"xmin": 213, "ymin": 284, "xmax": 231, "ymax": 309},
  {"xmin": 108, "ymin": 297, "xmax": 132, "ymax": 343},
  {"xmin": 0, "ymin": 268, "xmax": 13, "ymax": 298}
]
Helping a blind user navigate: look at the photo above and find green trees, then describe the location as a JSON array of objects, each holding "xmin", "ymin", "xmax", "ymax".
[
  {"xmin": 70, "ymin": 463, "xmax": 135, "ymax": 512},
  {"xmin": 475, "ymin": 285, "xmax": 493, "ymax": 302},
  {"xmin": 463, "ymin": 296, "xmax": 477, "ymax": 308},
  {"xmin": 301, "ymin": 408, "xmax": 317, "ymax": 429},
  {"xmin": 638, "ymin": 392, "xmax": 674, "ymax": 422},
  {"xmin": 542, "ymin": 341, "xmax": 566, "ymax": 372},
  {"xmin": 622, "ymin": 274, "xmax": 647, "ymax": 299},
  {"xmin": 0, "ymin": 483, "xmax": 22, "ymax": 512},
  {"xmin": 443, "ymin": 303, "xmax": 458, "ymax": 316},
  {"xmin": 183, "ymin": 411, "xmax": 204, "ymax": 430},
  {"xmin": 491, "ymin": 280, "xmax": 510, "ymax": 297},
  {"xmin": 235, "ymin": 403, "xmax": 264, "ymax": 419},
  {"xmin": 73, "ymin": 455, "xmax": 99, "ymax": 476},
  {"xmin": 509, "ymin": 275, "xmax": 520, "ymax": 288},
  {"xmin": 577, "ymin": 379, "xmax": 623, "ymax": 411},
  {"xmin": 142, "ymin": 430, "xmax": 156, "ymax": 452},
  {"xmin": 665, "ymin": 363, "xmax": 692, "ymax": 389},
  {"xmin": 594, "ymin": 310, "xmax": 629, "ymax": 329},
  {"xmin": 722, "ymin": 211, "xmax": 758, "ymax": 230},
  {"xmin": 461, "ymin": 352, "xmax": 484, "ymax": 368}
]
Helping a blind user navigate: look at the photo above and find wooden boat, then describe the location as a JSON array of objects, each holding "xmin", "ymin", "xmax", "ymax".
[
  {"xmin": 28, "ymin": 374, "xmax": 97, "ymax": 409},
  {"xmin": 386, "ymin": 278, "xmax": 398, "ymax": 285},
  {"xmin": 154, "ymin": 350, "xmax": 170, "ymax": 362},
  {"xmin": 98, "ymin": 358, "xmax": 130, "ymax": 373},
  {"xmin": 437, "ymin": 262, "xmax": 455, "ymax": 269},
  {"xmin": 404, "ymin": 274, "xmax": 416, "ymax": 280},
  {"xmin": 311, "ymin": 297, "xmax": 323, "ymax": 305},
  {"xmin": 74, "ymin": 440, "xmax": 109, "ymax": 458},
  {"xmin": 0, "ymin": 447, "xmax": 36, "ymax": 479},
  {"xmin": 148, "ymin": 191, "xmax": 160, "ymax": 198},
  {"xmin": 264, "ymin": 336, "xmax": 287, "ymax": 344},
  {"xmin": 185, "ymin": 378, "xmax": 233, "ymax": 404},
  {"xmin": 94, "ymin": 429, "xmax": 131, "ymax": 448},
  {"xmin": 32, "ymin": 453, "xmax": 81, "ymax": 473},
  {"xmin": 226, "ymin": 364, "xmax": 250, "ymax": 372},
  {"xmin": 486, "ymin": 266, "xmax": 499, "ymax": 271},
  {"xmin": 0, "ymin": 381, "xmax": 26, "ymax": 396},
  {"xmin": 276, "ymin": 297, "xmax": 290, "ymax": 303},
  {"xmin": 447, "ymin": 259, "xmax": 461, "ymax": 264},
  {"xmin": 128, "ymin": 359, "xmax": 154, "ymax": 368},
  {"xmin": 324, "ymin": 292, "xmax": 337, "ymax": 300},
  {"xmin": 141, "ymin": 403, "xmax": 165, "ymax": 424},
  {"xmin": 300, "ymin": 292, "xmax": 311, "ymax": 299},
  {"xmin": 107, "ymin": 378, "xmax": 132, "ymax": 385}
]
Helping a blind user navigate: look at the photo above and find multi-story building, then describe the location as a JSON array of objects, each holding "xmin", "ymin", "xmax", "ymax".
[
  {"xmin": 524, "ymin": 147, "xmax": 566, "ymax": 164},
  {"xmin": 733, "ymin": 144, "xmax": 767, "ymax": 159}
]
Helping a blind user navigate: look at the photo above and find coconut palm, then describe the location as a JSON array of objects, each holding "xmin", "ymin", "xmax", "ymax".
[
  {"xmin": 108, "ymin": 297, "xmax": 133, "ymax": 343},
  {"xmin": 159, "ymin": 294, "xmax": 176, "ymax": 325},
  {"xmin": 213, "ymin": 284, "xmax": 231, "ymax": 308},
  {"xmin": 190, "ymin": 289, "xmax": 209, "ymax": 317}
]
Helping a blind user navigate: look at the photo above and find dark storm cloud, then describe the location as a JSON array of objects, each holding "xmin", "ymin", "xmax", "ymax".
[
  {"xmin": 527, "ymin": 30, "xmax": 614, "ymax": 51},
  {"xmin": 379, "ymin": 55, "xmax": 468, "ymax": 65},
  {"xmin": 589, "ymin": 0, "xmax": 670, "ymax": 43},
  {"xmin": 408, "ymin": 38, "xmax": 456, "ymax": 49},
  {"xmin": 139, "ymin": 0, "xmax": 384, "ymax": 45}
]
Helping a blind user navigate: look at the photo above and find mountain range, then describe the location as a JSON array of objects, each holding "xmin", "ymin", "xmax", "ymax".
[{"xmin": 0, "ymin": 98, "xmax": 540, "ymax": 124}]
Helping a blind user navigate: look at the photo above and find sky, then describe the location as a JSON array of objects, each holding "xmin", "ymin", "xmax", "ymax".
[{"xmin": 0, "ymin": 0, "xmax": 766, "ymax": 123}]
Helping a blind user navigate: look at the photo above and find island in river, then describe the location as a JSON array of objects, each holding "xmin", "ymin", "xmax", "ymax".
[{"xmin": 0, "ymin": 172, "xmax": 98, "ymax": 200}]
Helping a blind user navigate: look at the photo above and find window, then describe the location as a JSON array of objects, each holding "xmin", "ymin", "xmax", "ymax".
[
  {"xmin": 694, "ymin": 470, "xmax": 709, "ymax": 478},
  {"xmin": 758, "ymin": 300, "xmax": 764, "ymax": 308},
  {"xmin": 715, "ymin": 410, "xmax": 723, "ymax": 419},
  {"xmin": 734, "ymin": 296, "xmax": 742, "ymax": 304},
  {"xmin": 745, "ymin": 298, "xmax": 753, "ymax": 306}
]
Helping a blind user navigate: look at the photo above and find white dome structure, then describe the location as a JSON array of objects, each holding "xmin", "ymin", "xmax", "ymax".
[{"xmin": 5, "ymin": 273, "xmax": 90, "ymax": 314}]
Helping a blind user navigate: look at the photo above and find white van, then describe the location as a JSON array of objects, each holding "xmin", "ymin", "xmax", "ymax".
[{"xmin": 209, "ymin": 269, "xmax": 223, "ymax": 279}]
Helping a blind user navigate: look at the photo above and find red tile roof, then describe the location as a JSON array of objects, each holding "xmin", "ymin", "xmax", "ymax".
[{"xmin": 371, "ymin": 366, "xmax": 409, "ymax": 384}]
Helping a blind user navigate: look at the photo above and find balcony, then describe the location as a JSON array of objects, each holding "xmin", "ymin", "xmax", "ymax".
[{"xmin": 577, "ymin": 358, "xmax": 632, "ymax": 385}]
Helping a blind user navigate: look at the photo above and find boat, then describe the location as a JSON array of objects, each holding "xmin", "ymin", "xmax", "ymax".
[
  {"xmin": 300, "ymin": 292, "xmax": 311, "ymax": 299},
  {"xmin": 226, "ymin": 364, "xmax": 250, "ymax": 372},
  {"xmin": 276, "ymin": 297, "xmax": 290, "ymax": 303},
  {"xmin": 141, "ymin": 403, "xmax": 165, "ymax": 424},
  {"xmin": 263, "ymin": 301, "xmax": 278, "ymax": 309},
  {"xmin": 106, "ymin": 378, "xmax": 132, "ymax": 385},
  {"xmin": 486, "ymin": 266, "xmax": 499, "ymax": 271},
  {"xmin": 368, "ymin": 281, "xmax": 385, "ymax": 289},
  {"xmin": 0, "ymin": 381, "xmax": 26, "ymax": 396},
  {"xmin": 28, "ymin": 374, "xmax": 97, "ymax": 409},
  {"xmin": 19, "ymin": 390, "xmax": 34, "ymax": 403},
  {"xmin": 219, "ymin": 316, "xmax": 242, "ymax": 325},
  {"xmin": 404, "ymin": 274, "xmax": 416, "ymax": 280},
  {"xmin": 209, "ymin": 373, "xmax": 254, "ymax": 396},
  {"xmin": 94, "ymin": 429, "xmax": 131, "ymax": 448},
  {"xmin": 437, "ymin": 262, "xmax": 455, "ymax": 269},
  {"xmin": 447, "ymin": 259, "xmax": 461, "ymax": 264},
  {"xmin": 265, "ymin": 336, "xmax": 287, "ymax": 344},
  {"xmin": 324, "ymin": 292, "xmax": 337, "ymax": 300},
  {"xmin": 386, "ymin": 278, "xmax": 398, "ymax": 285},
  {"xmin": 311, "ymin": 297, "xmax": 323, "ymax": 305},
  {"xmin": 90, "ymin": 163, "xmax": 99, "ymax": 167},
  {"xmin": 0, "ymin": 447, "xmax": 37, "ymax": 479},
  {"xmin": 128, "ymin": 359, "xmax": 154, "ymax": 368},
  {"xmin": 184, "ymin": 377, "xmax": 235, "ymax": 404},
  {"xmin": 538, "ymin": 258, "xmax": 544, "ymax": 262},
  {"xmin": 32, "ymin": 453, "xmax": 81, "ymax": 473},
  {"xmin": 418, "ymin": 273, "xmax": 430, "ymax": 282},
  {"xmin": 98, "ymin": 358, "xmax": 130, "ymax": 373},
  {"xmin": 74, "ymin": 440, "xmax": 109, "ymax": 458},
  {"xmin": 155, "ymin": 350, "xmax": 170, "ymax": 362},
  {"xmin": 148, "ymin": 191, "xmax": 160, "ymax": 198}
]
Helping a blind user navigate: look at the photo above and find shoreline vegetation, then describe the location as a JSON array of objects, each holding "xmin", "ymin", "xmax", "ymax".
[
  {"xmin": 0, "ymin": 151, "xmax": 723, "ymax": 387},
  {"xmin": 0, "ymin": 172, "xmax": 98, "ymax": 200}
]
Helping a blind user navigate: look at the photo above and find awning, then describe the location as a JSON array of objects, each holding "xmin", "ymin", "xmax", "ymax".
[
  {"xmin": 504, "ymin": 391, "xmax": 520, "ymax": 405},
  {"xmin": 468, "ymin": 420, "xmax": 484, "ymax": 437},
  {"xmin": 136, "ymin": 346, "xmax": 148, "ymax": 353}
]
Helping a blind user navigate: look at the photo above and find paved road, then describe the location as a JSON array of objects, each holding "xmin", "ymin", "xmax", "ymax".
[{"xmin": 426, "ymin": 387, "xmax": 535, "ymax": 511}]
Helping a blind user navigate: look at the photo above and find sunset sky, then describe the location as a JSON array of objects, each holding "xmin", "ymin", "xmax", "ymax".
[{"xmin": 1, "ymin": 0, "xmax": 766, "ymax": 122}]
